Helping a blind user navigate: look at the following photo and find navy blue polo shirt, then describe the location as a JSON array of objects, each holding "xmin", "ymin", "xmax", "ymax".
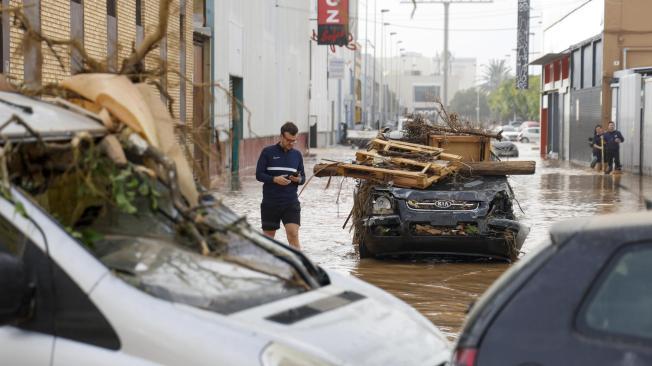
[
  {"xmin": 255, "ymin": 143, "xmax": 306, "ymax": 205},
  {"xmin": 603, "ymin": 130, "xmax": 624, "ymax": 151}
]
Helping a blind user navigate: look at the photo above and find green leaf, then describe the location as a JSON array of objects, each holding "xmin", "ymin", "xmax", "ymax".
[
  {"xmin": 14, "ymin": 201, "xmax": 27, "ymax": 218},
  {"xmin": 138, "ymin": 182, "xmax": 149, "ymax": 196}
]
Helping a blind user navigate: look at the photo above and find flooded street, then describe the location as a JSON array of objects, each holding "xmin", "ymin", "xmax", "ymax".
[{"xmin": 217, "ymin": 144, "xmax": 652, "ymax": 339}]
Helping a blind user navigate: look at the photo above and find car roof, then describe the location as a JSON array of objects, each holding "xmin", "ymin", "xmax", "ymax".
[
  {"xmin": 0, "ymin": 91, "xmax": 106, "ymax": 142},
  {"xmin": 550, "ymin": 211, "xmax": 652, "ymax": 247}
]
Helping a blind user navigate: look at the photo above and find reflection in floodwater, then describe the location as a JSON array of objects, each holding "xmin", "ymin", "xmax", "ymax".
[{"xmin": 217, "ymin": 144, "xmax": 652, "ymax": 339}]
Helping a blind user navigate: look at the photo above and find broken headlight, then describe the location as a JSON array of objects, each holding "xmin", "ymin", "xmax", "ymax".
[{"xmin": 372, "ymin": 195, "xmax": 394, "ymax": 215}]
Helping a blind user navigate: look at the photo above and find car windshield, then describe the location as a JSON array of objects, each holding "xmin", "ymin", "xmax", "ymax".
[
  {"xmin": 78, "ymin": 182, "xmax": 310, "ymax": 314},
  {"xmin": 501, "ymin": 126, "xmax": 516, "ymax": 132}
]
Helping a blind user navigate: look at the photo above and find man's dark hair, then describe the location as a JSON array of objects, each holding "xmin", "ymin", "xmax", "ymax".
[
  {"xmin": 281, "ymin": 122, "xmax": 298, "ymax": 136},
  {"xmin": 608, "ymin": 121, "xmax": 615, "ymax": 125}
]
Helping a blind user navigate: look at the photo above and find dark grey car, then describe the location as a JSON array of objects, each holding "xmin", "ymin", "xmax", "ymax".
[
  {"xmin": 452, "ymin": 211, "xmax": 652, "ymax": 366},
  {"xmin": 491, "ymin": 141, "xmax": 519, "ymax": 158},
  {"xmin": 360, "ymin": 176, "xmax": 529, "ymax": 262}
]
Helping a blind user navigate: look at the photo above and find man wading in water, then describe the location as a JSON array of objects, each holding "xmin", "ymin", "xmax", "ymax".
[{"xmin": 255, "ymin": 122, "xmax": 305, "ymax": 249}]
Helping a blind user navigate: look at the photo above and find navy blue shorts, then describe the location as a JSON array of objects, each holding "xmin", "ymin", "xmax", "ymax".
[{"xmin": 261, "ymin": 202, "xmax": 301, "ymax": 231}]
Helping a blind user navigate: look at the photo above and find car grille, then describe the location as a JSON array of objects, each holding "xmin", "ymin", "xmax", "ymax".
[{"xmin": 407, "ymin": 199, "xmax": 480, "ymax": 211}]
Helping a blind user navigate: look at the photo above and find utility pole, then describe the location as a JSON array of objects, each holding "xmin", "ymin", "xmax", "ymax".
[
  {"xmin": 363, "ymin": 0, "xmax": 369, "ymax": 128},
  {"xmin": 401, "ymin": 0, "xmax": 492, "ymax": 107},
  {"xmin": 371, "ymin": 0, "xmax": 377, "ymax": 129}
]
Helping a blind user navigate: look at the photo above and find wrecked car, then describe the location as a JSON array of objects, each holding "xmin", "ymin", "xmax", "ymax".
[
  {"xmin": 0, "ymin": 90, "xmax": 451, "ymax": 365},
  {"xmin": 491, "ymin": 140, "xmax": 519, "ymax": 158},
  {"xmin": 358, "ymin": 176, "xmax": 529, "ymax": 262}
]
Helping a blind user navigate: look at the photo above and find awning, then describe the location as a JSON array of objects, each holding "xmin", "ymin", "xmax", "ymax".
[{"xmin": 529, "ymin": 52, "xmax": 567, "ymax": 66}]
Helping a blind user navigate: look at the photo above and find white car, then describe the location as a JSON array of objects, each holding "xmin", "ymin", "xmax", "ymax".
[
  {"xmin": 518, "ymin": 127, "xmax": 540, "ymax": 143},
  {"xmin": 0, "ymin": 92, "xmax": 450, "ymax": 366},
  {"xmin": 499, "ymin": 125, "xmax": 519, "ymax": 142}
]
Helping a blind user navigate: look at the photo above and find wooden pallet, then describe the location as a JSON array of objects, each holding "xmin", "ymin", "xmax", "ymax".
[
  {"xmin": 355, "ymin": 150, "xmax": 457, "ymax": 177},
  {"xmin": 370, "ymin": 139, "xmax": 463, "ymax": 161},
  {"xmin": 313, "ymin": 162, "xmax": 447, "ymax": 189}
]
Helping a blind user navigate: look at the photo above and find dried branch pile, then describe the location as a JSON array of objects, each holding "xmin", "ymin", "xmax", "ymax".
[{"xmin": 402, "ymin": 102, "xmax": 502, "ymax": 144}]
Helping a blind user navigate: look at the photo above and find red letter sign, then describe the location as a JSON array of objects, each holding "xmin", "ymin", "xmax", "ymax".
[{"xmin": 317, "ymin": 0, "xmax": 349, "ymax": 46}]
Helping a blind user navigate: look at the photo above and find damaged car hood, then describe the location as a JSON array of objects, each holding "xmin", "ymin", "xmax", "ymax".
[{"xmin": 380, "ymin": 176, "xmax": 512, "ymax": 202}]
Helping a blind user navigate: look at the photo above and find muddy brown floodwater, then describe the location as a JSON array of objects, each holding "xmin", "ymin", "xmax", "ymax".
[{"xmin": 217, "ymin": 143, "xmax": 652, "ymax": 340}]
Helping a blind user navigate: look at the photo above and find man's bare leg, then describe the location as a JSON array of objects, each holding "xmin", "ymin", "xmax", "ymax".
[
  {"xmin": 263, "ymin": 230, "xmax": 276, "ymax": 239},
  {"xmin": 284, "ymin": 223, "xmax": 301, "ymax": 250}
]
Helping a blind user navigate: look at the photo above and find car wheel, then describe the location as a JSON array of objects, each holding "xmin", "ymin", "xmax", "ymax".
[
  {"xmin": 359, "ymin": 239, "xmax": 372, "ymax": 259},
  {"xmin": 521, "ymin": 137, "xmax": 529, "ymax": 143}
]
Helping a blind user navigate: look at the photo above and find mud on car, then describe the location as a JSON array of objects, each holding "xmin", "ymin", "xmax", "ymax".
[{"xmin": 356, "ymin": 176, "xmax": 529, "ymax": 262}]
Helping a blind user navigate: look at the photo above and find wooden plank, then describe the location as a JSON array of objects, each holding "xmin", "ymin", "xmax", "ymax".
[
  {"xmin": 438, "ymin": 153, "xmax": 463, "ymax": 162},
  {"xmin": 313, "ymin": 163, "xmax": 433, "ymax": 189},
  {"xmin": 371, "ymin": 139, "xmax": 443, "ymax": 154},
  {"xmin": 454, "ymin": 161, "xmax": 536, "ymax": 175},
  {"xmin": 338, "ymin": 163, "xmax": 427, "ymax": 178}
]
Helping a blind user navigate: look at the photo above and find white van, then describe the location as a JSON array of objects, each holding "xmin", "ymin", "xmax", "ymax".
[{"xmin": 0, "ymin": 92, "xmax": 450, "ymax": 366}]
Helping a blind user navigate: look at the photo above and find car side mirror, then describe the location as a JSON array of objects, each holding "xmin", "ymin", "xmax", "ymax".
[{"xmin": 0, "ymin": 252, "xmax": 33, "ymax": 326}]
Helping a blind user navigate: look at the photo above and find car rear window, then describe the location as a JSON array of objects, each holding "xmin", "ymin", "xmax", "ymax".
[{"xmin": 577, "ymin": 243, "xmax": 652, "ymax": 343}]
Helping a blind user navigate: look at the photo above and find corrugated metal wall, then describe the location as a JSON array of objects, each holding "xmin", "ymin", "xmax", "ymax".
[
  {"xmin": 617, "ymin": 73, "xmax": 642, "ymax": 173},
  {"xmin": 569, "ymin": 87, "xmax": 602, "ymax": 163}
]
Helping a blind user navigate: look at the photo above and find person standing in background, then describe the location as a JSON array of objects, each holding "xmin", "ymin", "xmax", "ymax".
[
  {"xmin": 590, "ymin": 125, "xmax": 604, "ymax": 169},
  {"xmin": 603, "ymin": 121, "xmax": 625, "ymax": 174}
]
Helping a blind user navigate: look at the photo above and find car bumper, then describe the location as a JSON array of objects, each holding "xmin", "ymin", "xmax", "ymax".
[{"xmin": 363, "ymin": 215, "xmax": 528, "ymax": 262}]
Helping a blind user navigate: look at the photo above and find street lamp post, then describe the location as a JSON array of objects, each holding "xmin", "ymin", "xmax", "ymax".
[
  {"xmin": 389, "ymin": 31, "xmax": 396, "ymax": 121},
  {"xmin": 398, "ymin": 46, "xmax": 404, "ymax": 121},
  {"xmin": 379, "ymin": 9, "xmax": 389, "ymax": 128}
]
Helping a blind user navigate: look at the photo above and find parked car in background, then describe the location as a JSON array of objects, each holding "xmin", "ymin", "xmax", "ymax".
[
  {"xmin": 452, "ymin": 211, "xmax": 652, "ymax": 366},
  {"xmin": 518, "ymin": 127, "xmax": 540, "ymax": 143},
  {"xmin": 491, "ymin": 140, "xmax": 519, "ymax": 158},
  {"xmin": 498, "ymin": 125, "xmax": 519, "ymax": 142},
  {"xmin": 517, "ymin": 121, "xmax": 539, "ymax": 131}
]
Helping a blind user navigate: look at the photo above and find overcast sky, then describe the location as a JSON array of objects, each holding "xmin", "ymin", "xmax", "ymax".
[{"xmin": 356, "ymin": 0, "xmax": 593, "ymax": 75}]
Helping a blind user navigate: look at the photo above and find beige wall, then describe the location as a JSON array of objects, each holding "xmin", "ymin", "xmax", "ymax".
[{"xmin": 602, "ymin": 0, "xmax": 652, "ymax": 125}]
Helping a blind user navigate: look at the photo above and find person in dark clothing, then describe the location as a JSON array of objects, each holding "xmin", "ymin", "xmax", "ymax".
[
  {"xmin": 602, "ymin": 121, "xmax": 625, "ymax": 174},
  {"xmin": 255, "ymin": 122, "xmax": 305, "ymax": 249},
  {"xmin": 590, "ymin": 125, "xmax": 604, "ymax": 169}
]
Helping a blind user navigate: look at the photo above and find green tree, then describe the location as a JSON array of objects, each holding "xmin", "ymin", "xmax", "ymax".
[
  {"xmin": 487, "ymin": 75, "xmax": 540, "ymax": 122},
  {"xmin": 481, "ymin": 59, "xmax": 512, "ymax": 92},
  {"xmin": 449, "ymin": 88, "xmax": 491, "ymax": 124}
]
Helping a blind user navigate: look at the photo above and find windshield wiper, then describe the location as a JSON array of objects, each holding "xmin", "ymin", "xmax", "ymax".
[{"xmin": 0, "ymin": 97, "xmax": 33, "ymax": 114}]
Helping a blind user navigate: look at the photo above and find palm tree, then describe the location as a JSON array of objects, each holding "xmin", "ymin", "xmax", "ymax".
[{"xmin": 481, "ymin": 59, "xmax": 512, "ymax": 92}]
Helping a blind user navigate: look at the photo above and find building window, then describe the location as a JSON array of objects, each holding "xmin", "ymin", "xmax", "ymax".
[
  {"xmin": 106, "ymin": 0, "xmax": 117, "ymax": 71},
  {"xmin": 135, "ymin": 0, "xmax": 144, "ymax": 46},
  {"xmin": 413, "ymin": 85, "xmax": 439, "ymax": 103},
  {"xmin": 70, "ymin": 0, "xmax": 84, "ymax": 74},
  {"xmin": 594, "ymin": 40, "xmax": 603, "ymax": 87},
  {"xmin": 194, "ymin": 0, "xmax": 205, "ymax": 28},
  {"xmin": 135, "ymin": 0, "xmax": 142, "ymax": 26},
  {"xmin": 582, "ymin": 44, "xmax": 593, "ymax": 89},
  {"xmin": 572, "ymin": 49, "xmax": 581, "ymax": 90},
  {"xmin": 179, "ymin": 0, "xmax": 186, "ymax": 123},
  {"xmin": 106, "ymin": 0, "xmax": 116, "ymax": 17}
]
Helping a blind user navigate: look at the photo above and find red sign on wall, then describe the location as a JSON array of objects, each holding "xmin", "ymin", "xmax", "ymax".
[{"xmin": 317, "ymin": 0, "xmax": 349, "ymax": 46}]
